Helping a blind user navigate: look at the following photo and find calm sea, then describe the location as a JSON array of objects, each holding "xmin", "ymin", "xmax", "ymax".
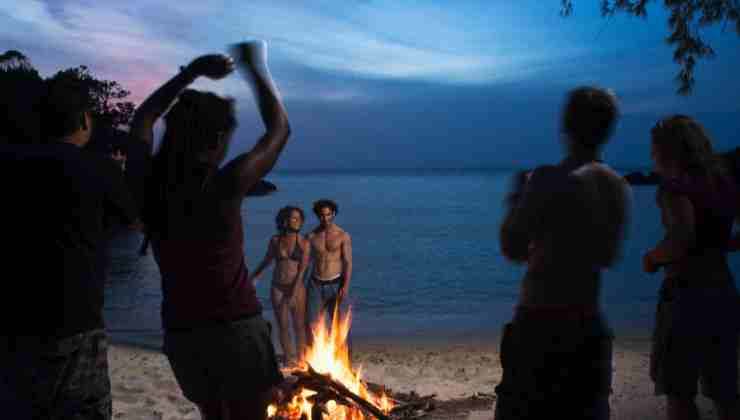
[{"xmin": 104, "ymin": 169, "xmax": 740, "ymax": 348}]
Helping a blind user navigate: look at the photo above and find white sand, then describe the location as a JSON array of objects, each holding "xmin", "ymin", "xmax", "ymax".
[{"xmin": 109, "ymin": 336, "xmax": 731, "ymax": 419}]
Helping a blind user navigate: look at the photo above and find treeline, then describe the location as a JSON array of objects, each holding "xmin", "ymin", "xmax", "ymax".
[
  {"xmin": 0, "ymin": 50, "xmax": 150, "ymax": 181},
  {"xmin": 0, "ymin": 50, "xmax": 276, "ymax": 196},
  {"xmin": 1, "ymin": 50, "xmax": 134, "ymax": 147}
]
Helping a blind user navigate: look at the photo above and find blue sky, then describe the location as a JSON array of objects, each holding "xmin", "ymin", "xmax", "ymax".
[{"xmin": 1, "ymin": 0, "xmax": 738, "ymax": 170}]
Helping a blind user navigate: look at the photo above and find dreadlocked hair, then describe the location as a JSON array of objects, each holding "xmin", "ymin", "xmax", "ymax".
[{"xmin": 139, "ymin": 89, "xmax": 236, "ymax": 255}]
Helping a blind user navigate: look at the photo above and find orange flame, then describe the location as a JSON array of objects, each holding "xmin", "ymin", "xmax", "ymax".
[{"xmin": 268, "ymin": 304, "xmax": 393, "ymax": 419}]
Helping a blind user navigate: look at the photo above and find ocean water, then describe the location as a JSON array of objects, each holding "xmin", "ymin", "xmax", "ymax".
[{"xmin": 104, "ymin": 169, "xmax": 740, "ymax": 348}]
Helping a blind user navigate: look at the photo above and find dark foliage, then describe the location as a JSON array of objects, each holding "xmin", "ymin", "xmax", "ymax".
[
  {"xmin": 1, "ymin": 50, "xmax": 135, "ymax": 147},
  {"xmin": 0, "ymin": 51, "xmax": 43, "ymax": 144},
  {"xmin": 50, "ymin": 65, "xmax": 135, "ymax": 129},
  {"xmin": 561, "ymin": 1, "xmax": 740, "ymax": 94}
]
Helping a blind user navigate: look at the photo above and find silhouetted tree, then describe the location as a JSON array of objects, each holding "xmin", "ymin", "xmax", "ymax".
[
  {"xmin": 50, "ymin": 66, "xmax": 135, "ymax": 129},
  {"xmin": 0, "ymin": 50, "xmax": 39, "ymax": 73},
  {"xmin": 0, "ymin": 50, "xmax": 44, "ymax": 144},
  {"xmin": 560, "ymin": 1, "xmax": 740, "ymax": 95},
  {"xmin": 1, "ymin": 50, "xmax": 278, "ymax": 197},
  {"xmin": 1, "ymin": 50, "xmax": 137, "ymax": 146}
]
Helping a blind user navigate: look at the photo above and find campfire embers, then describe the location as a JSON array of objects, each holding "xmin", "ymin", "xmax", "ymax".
[{"xmin": 266, "ymin": 306, "xmax": 397, "ymax": 420}]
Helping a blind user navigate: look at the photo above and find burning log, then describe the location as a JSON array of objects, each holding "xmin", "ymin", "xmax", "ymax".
[
  {"xmin": 292, "ymin": 364, "xmax": 391, "ymax": 420},
  {"xmin": 274, "ymin": 366, "xmax": 440, "ymax": 420},
  {"xmin": 268, "ymin": 305, "xmax": 436, "ymax": 419}
]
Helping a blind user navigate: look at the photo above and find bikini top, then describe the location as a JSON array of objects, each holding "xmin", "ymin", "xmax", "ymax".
[{"xmin": 276, "ymin": 236, "xmax": 304, "ymax": 262}]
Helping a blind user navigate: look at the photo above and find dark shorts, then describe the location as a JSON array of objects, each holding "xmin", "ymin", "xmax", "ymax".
[
  {"xmin": 163, "ymin": 314, "xmax": 283, "ymax": 404},
  {"xmin": 650, "ymin": 274, "xmax": 740, "ymax": 403},
  {"xmin": 306, "ymin": 274, "xmax": 345, "ymax": 326},
  {"xmin": 305, "ymin": 274, "xmax": 352, "ymax": 351},
  {"xmin": 494, "ymin": 308, "xmax": 613, "ymax": 420},
  {"xmin": 0, "ymin": 329, "xmax": 111, "ymax": 420}
]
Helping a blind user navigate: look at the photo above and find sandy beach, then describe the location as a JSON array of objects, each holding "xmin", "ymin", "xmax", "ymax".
[{"xmin": 108, "ymin": 335, "xmax": 733, "ymax": 419}]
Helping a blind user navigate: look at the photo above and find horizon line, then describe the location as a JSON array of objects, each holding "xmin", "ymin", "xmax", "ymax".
[{"xmin": 270, "ymin": 166, "xmax": 653, "ymax": 174}]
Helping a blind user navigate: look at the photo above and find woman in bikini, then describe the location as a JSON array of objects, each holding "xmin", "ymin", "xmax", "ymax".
[{"xmin": 250, "ymin": 206, "xmax": 310, "ymax": 364}]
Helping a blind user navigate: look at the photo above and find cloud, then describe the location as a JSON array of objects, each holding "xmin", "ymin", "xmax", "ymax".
[
  {"xmin": 0, "ymin": 0, "xmax": 594, "ymax": 105},
  {"xmin": 0, "ymin": 0, "xmax": 197, "ymax": 102},
  {"xmin": 222, "ymin": 1, "xmax": 587, "ymax": 85}
]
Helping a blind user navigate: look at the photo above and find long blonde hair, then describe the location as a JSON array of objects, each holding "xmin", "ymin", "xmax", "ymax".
[{"xmin": 651, "ymin": 115, "xmax": 727, "ymax": 179}]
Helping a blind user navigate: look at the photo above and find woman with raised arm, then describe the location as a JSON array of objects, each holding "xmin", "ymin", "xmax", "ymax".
[
  {"xmin": 129, "ymin": 41, "xmax": 291, "ymax": 420},
  {"xmin": 643, "ymin": 115, "xmax": 740, "ymax": 420},
  {"xmin": 249, "ymin": 206, "xmax": 310, "ymax": 365}
]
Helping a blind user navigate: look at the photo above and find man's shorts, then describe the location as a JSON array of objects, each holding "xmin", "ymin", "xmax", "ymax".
[
  {"xmin": 306, "ymin": 274, "xmax": 344, "ymax": 328},
  {"xmin": 163, "ymin": 314, "xmax": 283, "ymax": 404},
  {"xmin": 0, "ymin": 329, "xmax": 112, "ymax": 420},
  {"xmin": 651, "ymin": 274, "xmax": 740, "ymax": 403},
  {"xmin": 494, "ymin": 307, "xmax": 613, "ymax": 420}
]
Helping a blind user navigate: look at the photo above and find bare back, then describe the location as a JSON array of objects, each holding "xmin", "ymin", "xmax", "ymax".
[{"xmin": 502, "ymin": 162, "xmax": 631, "ymax": 305}]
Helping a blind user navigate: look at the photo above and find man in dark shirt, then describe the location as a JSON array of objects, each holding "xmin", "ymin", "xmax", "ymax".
[{"xmin": 0, "ymin": 76, "xmax": 140, "ymax": 419}]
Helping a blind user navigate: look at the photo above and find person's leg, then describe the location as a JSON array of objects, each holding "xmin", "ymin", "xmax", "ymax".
[
  {"xmin": 322, "ymin": 282, "xmax": 354, "ymax": 360},
  {"xmin": 493, "ymin": 321, "xmax": 528, "ymax": 419},
  {"xmin": 582, "ymin": 316, "xmax": 613, "ymax": 420},
  {"xmin": 216, "ymin": 318, "xmax": 283, "ymax": 419},
  {"xmin": 496, "ymin": 311, "xmax": 613, "ymax": 420},
  {"xmin": 715, "ymin": 400, "xmax": 740, "ymax": 420},
  {"xmin": 652, "ymin": 286, "xmax": 702, "ymax": 420},
  {"xmin": 666, "ymin": 396, "xmax": 700, "ymax": 420},
  {"xmin": 0, "ymin": 339, "xmax": 33, "ymax": 419},
  {"xmin": 311, "ymin": 282, "xmax": 337, "ymax": 337},
  {"xmin": 223, "ymin": 389, "xmax": 271, "ymax": 420},
  {"xmin": 702, "ymin": 328, "xmax": 739, "ymax": 420},
  {"xmin": 290, "ymin": 284, "xmax": 308, "ymax": 361},
  {"xmin": 270, "ymin": 286, "xmax": 295, "ymax": 362},
  {"xmin": 305, "ymin": 278, "xmax": 320, "ymax": 346},
  {"xmin": 196, "ymin": 400, "xmax": 224, "ymax": 420},
  {"xmin": 695, "ymin": 283, "xmax": 740, "ymax": 420},
  {"xmin": 164, "ymin": 330, "xmax": 216, "ymax": 417},
  {"xmin": 323, "ymin": 283, "xmax": 339, "ymax": 320},
  {"xmin": 658, "ymin": 345, "xmax": 700, "ymax": 420},
  {"xmin": 45, "ymin": 330, "xmax": 112, "ymax": 420}
]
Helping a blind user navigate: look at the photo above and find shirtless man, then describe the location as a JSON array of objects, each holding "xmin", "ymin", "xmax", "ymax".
[
  {"xmin": 305, "ymin": 199, "xmax": 353, "ymax": 343},
  {"xmin": 495, "ymin": 86, "xmax": 631, "ymax": 420}
]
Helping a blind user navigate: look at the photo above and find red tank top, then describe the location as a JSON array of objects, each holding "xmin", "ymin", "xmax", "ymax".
[{"xmin": 152, "ymin": 223, "xmax": 262, "ymax": 331}]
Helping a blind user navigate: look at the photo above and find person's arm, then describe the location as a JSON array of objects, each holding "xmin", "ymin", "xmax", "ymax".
[
  {"xmin": 128, "ymin": 54, "xmax": 235, "ymax": 155},
  {"xmin": 249, "ymin": 237, "xmax": 277, "ymax": 285},
  {"xmin": 101, "ymin": 158, "xmax": 141, "ymax": 231},
  {"xmin": 499, "ymin": 167, "xmax": 554, "ymax": 263},
  {"xmin": 730, "ymin": 189, "xmax": 740, "ymax": 251},
  {"xmin": 218, "ymin": 41, "xmax": 290, "ymax": 198},
  {"xmin": 339, "ymin": 233, "xmax": 353, "ymax": 300},
  {"xmin": 643, "ymin": 190, "xmax": 695, "ymax": 273},
  {"xmin": 731, "ymin": 232, "xmax": 740, "ymax": 251}
]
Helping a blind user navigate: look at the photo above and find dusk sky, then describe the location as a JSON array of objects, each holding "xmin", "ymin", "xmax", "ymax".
[{"xmin": 1, "ymin": 1, "xmax": 738, "ymax": 170}]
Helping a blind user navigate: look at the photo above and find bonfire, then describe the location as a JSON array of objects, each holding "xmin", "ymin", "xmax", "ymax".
[{"xmin": 267, "ymin": 306, "xmax": 394, "ymax": 420}]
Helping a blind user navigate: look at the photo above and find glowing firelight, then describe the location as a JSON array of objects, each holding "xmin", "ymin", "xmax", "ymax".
[{"xmin": 267, "ymin": 305, "xmax": 393, "ymax": 419}]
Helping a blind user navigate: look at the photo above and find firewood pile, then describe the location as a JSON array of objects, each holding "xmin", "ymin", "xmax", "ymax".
[{"xmin": 270, "ymin": 364, "xmax": 439, "ymax": 420}]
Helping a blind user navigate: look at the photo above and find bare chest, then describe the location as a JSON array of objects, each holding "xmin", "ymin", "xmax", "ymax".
[{"xmin": 311, "ymin": 233, "xmax": 343, "ymax": 255}]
